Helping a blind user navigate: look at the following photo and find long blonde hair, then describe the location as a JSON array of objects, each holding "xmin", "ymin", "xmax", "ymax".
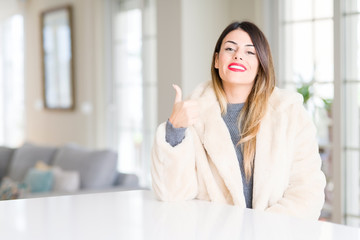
[{"xmin": 211, "ymin": 21, "xmax": 276, "ymax": 182}]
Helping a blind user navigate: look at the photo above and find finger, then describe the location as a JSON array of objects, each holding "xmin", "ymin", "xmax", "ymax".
[{"xmin": 172, "ymin": 84, "xmax": 182, "ymax": 104}]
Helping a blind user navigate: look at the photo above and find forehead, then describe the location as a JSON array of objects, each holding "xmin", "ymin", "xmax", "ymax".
[{"xmin": 222, "ymin": 29, "xmax": 253, "ymax": 45}]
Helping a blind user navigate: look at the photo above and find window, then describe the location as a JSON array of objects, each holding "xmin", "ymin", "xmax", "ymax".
[
  {"xmin": 343, "ymin": 0, "xmax": 360, "ymax": 227},
  {"xmin": 106, "ymin": 0, "xmax": 156, "ymax": 187},
  {"xmin": 279, "ymin": 0, "xmax": 334, "ymax": 222},
  {"xmin": 0, "ymin": 15, "xmax": 24, "ymax": 147},
  {"xmin": 278, "ymin": 0, "xmax": 360, "ymax": 226}
]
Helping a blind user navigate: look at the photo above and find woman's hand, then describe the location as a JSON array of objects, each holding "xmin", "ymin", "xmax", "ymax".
[{"xmin": 169, "ymin": 84, "xmax": 199, "ymax": 128}]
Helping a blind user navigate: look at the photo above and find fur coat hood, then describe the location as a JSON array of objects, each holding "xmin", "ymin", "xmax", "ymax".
[{"xmin": 151, "ymin": 81, "xmax": 326, "ymax": 220}]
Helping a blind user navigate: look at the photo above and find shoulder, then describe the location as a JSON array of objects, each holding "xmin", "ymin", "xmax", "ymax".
[
  {"xmin": 267, "ymin": 87, "xmax": 314, "ymax": 131},
  {"xmin": 186, "ymin": 81, "xmax": 221, "ymax": 134},
  {"xmin": 268, "ymin": 87, "xmax": 304, "ymax": 112},
  {"xmin": 187, "ymin": 81, "xmax": 218, "ymax": 110},
  {"xmin": 188, "ymin": 81, "xmax": 215, "ymax": 100}
]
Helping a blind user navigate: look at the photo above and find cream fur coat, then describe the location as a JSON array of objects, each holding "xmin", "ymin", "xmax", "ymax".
[{"xmin": 151, "ymin": 81, "xmax": 326, "ymax": 220}]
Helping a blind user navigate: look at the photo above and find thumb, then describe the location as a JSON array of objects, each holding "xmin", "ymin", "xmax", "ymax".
[{"xmin": 172, "ymin": 84, "xmax": 182, "ymax": 103}]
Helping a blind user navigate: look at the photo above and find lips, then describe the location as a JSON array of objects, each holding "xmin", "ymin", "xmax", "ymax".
[{"xmin": 228, "ymin": 63, "xmax": 247, "ymax": 72}]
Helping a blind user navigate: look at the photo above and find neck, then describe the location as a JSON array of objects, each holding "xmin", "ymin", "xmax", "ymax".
[{"xmin": 223, "ymin": 82, "xmax": 253, "ymax": 104}]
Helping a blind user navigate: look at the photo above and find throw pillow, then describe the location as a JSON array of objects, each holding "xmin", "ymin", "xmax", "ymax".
[
  {"xmin": 7, "ymin": 142, "xmax": 58, "ymax": 182},
  {"xmin": 51, "ymin": 166, "xmax": 80, "ymax": 192},
  {"xmin": 52, "ymin": 143, "xmax": 118, "ymax": 189},
  {"xmin": 0, "ymin": 177, "xmax": 28, "ymax": 200},
  {"xmin": 24, "ymin": 168, "xmax": 54, "ymax": 193},
  {"xmin": 35, "ymin": 161, "xmax": 51, "ymax": 171},
  {"xmin": 0, "ymin": 146, "xmax": 14, "ymax": 180}
]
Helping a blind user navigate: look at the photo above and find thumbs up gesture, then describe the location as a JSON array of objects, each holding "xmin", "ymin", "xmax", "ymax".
[{"xmin": 169, "ymin": 84, "xmax": 200, "ymax": 128}]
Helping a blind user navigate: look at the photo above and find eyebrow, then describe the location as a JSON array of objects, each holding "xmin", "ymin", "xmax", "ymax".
[{"xmin": 224, "ymin": 40, "xmax": 255, "ymax": 47}]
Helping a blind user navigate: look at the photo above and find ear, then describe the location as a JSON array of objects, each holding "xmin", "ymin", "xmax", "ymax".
[{"xmin": 214, "ymin": 52, "xmax": 219, "ymax": 69}]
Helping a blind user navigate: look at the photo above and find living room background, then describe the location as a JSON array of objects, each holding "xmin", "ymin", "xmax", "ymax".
[
  {"xmin": 1, "ymin": 0, "xmax": 359, "ymax": 227},
  {"xmin": 0, "ymin": 0, "xmax": 260, "ymax": 187}
]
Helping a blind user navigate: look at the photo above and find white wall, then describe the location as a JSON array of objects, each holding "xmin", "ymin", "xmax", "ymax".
[
  {"xmin": 156, "ymin": 0, "xmax": 183, "ymax": 125},
  {"xmin": 156, "ymin": 0, "xmax": 263, "ymax": 124},
  {"xmin": 23, "ymin": 0, "xmax": 105, "ymax": 147},
  {"xmin": 181, "ymin": 0, "xmax": 230, "ymax": 97},
  {"xmin": 1, "ymin": 0, "xmax": 264, "ymax": 145},
  {"xmin": 0, "ymin": 0, "xmax": 25, "ymax": 21}
]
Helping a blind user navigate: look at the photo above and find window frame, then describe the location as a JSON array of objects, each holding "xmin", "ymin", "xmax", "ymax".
[{"xmin": 272, "ymin": 0, "xmax": 346, "ymax": 224}]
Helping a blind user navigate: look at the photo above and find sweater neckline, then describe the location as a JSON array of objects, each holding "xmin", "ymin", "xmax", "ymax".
[{"xmin": 226, "ymin": 103, "xmax": 244, "ymax": 113}]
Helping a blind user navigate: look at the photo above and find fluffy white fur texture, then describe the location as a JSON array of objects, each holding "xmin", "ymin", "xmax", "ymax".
[{"xmin": 151, "ymin": 81, "xmax": 326, "ymax": 220}]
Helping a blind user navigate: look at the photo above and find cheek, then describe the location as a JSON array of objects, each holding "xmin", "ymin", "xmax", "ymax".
[
  {"xmin": 218, "ymin": 55, "xmax": 230, "ymax": 68},
  {"xmin": 250, "ymin": 59, "xmax": 259, "ymax": 73},
  {"xmin": 217, "ymin": 57, "xmax": 227, "ymax": 78}
]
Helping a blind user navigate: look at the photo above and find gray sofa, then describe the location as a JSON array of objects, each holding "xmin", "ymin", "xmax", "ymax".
[{"xmin": 0, "ymin": 142, "xmax": 139, "ymax": 200}]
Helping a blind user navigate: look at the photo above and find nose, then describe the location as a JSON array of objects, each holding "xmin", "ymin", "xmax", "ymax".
[{"xmin": 234, "ymin": 50, "xmax": 243, "ymax": 60}]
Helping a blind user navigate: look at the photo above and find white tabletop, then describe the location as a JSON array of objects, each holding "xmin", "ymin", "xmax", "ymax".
[{"xmin": 0, "ymin": 190, "xmax": 359, "ymax": 240}]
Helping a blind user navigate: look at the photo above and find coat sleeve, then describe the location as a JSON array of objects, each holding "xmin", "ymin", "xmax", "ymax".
[
  {"xmin": 265, "ymin": 104, "xmax": 326, "ymax": 220},
  {"xmin": 151, "ymin": 122, "xmax": 198, "ymax": 201}
]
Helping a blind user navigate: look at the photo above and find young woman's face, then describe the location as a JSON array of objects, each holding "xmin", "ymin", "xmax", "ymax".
[{"xmin": 215, "ymin": 29, "xmax": 259, "ymax": 88}]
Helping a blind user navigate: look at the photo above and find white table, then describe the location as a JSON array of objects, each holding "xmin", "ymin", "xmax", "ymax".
[{"xmin": 0, "ymin": 190, "xmax": 359, "ymax": 240}]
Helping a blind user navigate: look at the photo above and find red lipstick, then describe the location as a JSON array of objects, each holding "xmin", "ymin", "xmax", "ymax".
[{"xmin": 228, "ymin": 63, "xmax": 247, "ymax": 72}]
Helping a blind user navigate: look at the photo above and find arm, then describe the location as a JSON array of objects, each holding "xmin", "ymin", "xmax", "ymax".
[
  {"xmin": 151, "ymin": 122, "xmax": 198, "ymax": 201},
  {"xmin": 165, "ymin": 120, "xmax": 186, "ymax": 147},
  {"xmin": 266, "ymin": 106, "xmax": 326, "ymax": 220}
]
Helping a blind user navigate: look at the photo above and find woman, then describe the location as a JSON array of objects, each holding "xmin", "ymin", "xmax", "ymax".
[{"xmin": 151, "ymin": 21, "xmax": 326, "ymax": 220}]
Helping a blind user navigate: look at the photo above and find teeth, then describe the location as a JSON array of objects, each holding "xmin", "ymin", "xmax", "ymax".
[{"xmin": 230, "ymin": 65, "xmax": 245, "ymax": 70}]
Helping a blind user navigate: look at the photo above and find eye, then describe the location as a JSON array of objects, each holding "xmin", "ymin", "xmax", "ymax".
[
  {"xmin": 225, "ymin": 47, "xmax": 235, "ymax": 52},
  {"xmin": 247, "ymin": 51, "xmax": 255, "ymax": 55}
]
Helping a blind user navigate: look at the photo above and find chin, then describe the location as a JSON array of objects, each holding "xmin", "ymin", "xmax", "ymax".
[{"xmin": 223, "ymin": 79, "xmax": 254, "ymax": 86}]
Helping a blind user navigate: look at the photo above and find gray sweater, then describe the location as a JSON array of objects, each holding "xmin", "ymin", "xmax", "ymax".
[{"xmin": 165, "ymin": 103, "xmax": 253, "ymax": 208}]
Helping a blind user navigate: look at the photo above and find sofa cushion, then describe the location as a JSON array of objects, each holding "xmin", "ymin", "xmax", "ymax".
[
  {"xmin": 52, "ymin": 144, "xmax": 118, "ymax": 189},
  {"xmin": 24, "ymin": 168, "xmax": 54, "ymax": 193},
  {"xmin": 114, "ymin": 172, "xmax": 139, "ymax": 188},
  {"xmin": 0, "ymin": 147, "xmax": 14, "ymax": 180},
  {"xmin": 7, "ymin": 142, "xmax": 58, "ymax": 182},
  {"xmin": 52, "ymin": 166, "xmax": 80, "ymax": 192},
  {"xmin": 0, "ymin": 177, "xmax": 28, "ymax": 200}
]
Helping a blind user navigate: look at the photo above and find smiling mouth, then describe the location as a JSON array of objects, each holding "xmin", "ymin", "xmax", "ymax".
[{"xmin": 228, "ymin": 64, "xmax": 246, "ymax": 72}]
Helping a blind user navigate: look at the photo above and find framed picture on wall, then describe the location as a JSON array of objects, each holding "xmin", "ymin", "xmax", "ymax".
[{"xmin": 40, "ymin": 5, "xmax": 75, "ymax": 110}]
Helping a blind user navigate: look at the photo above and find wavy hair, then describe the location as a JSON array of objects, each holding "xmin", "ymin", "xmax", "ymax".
[{"xmin": 211, "ymin": 21, "xmax": 276, "ymax": 182}]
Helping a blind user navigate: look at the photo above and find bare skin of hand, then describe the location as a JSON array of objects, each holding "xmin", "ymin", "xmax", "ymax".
[{"xmin": 169, "ymin": 84, "xmax": 200, "ymax": 128}]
